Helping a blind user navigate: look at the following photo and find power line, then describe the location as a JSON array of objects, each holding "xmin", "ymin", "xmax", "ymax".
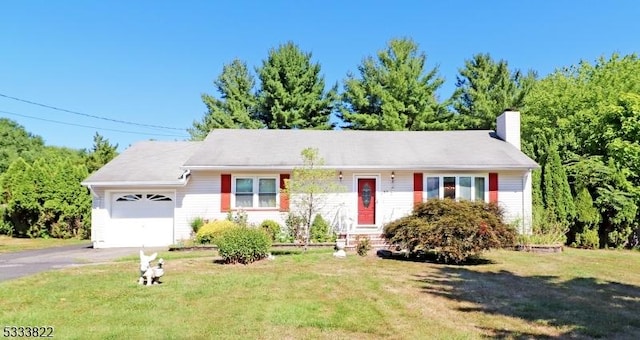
[
  {"xmin": 0, "ymin": 109, "xmax": 190, "ymax": 138},
  {"xmin": 0, "ymin": 92, "xmax": 187, "ymax": 131}
]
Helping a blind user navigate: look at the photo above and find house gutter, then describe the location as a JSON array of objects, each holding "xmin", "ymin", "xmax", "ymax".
[{"xmin": 182, "ymin": 164, "xmax": 539, "ymax": 171}]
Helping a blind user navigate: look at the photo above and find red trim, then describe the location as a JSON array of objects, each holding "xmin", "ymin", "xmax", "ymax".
[
  {"xmin": 489, "ymin": 173, "xmax": 498, "ymax": 203},
  {"xmin": 413, "ymin": 173, "xmax": 423, "ymax": 206},
  {"xmin": 279, "ymin": 174, "xmax": 290, "ymax": 212},
  {"xmin": 221, "ymin": 174, "xmax": 231, "ymax": 212}
]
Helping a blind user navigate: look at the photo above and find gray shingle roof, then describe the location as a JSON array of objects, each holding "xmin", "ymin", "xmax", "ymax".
[
  {"xmin": 82, "ymin": 141, "xmax": 201, "ymax": 185},
  {"xmin": 183, "ymin": 129, "xmax": 538, "ymax": 170},
  {"xmin": 84, "ymin": 129, "xmax": 538, "ymax": 185}
]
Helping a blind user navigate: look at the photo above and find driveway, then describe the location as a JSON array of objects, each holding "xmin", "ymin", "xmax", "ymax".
[{"xmin": 0, "ymin": 243, "xmax": 166, "ymax": 282}]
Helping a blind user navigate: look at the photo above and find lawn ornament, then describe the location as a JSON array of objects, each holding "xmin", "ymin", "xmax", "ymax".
[{"xmin": 138, "ymin": 250, "xmax": 165, "ymax": 286}]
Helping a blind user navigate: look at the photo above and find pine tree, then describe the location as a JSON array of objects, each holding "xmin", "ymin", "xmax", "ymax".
[
  {"xmin": 86, "ymin": 133, "xmax": 118, "ymax": 173},
  {"xmin": 340, "ymin": 38, "xmax": 450, "ymax": 130},
  {"xmin": 452, "ymin": 53, "xmax": 535, "ymax": 129},
  {"xmin": 190, "ymin": 59, "xmax": 262, "ymax": 140},
  {"xmin": 256, "ymin": 42, "xmax": 337, "ymax": 129}
]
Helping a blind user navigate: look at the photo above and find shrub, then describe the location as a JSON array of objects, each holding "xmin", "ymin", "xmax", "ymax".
[
  {"xmin": 195, "ymin": 220, "xmax": 238, "ymax": 244},
  {"xmin": 383, "ymin": 199, "xmax": 516, "ymax": 263},
  {"xmin": 574, "ymin": 227, "xmax": 600, "ymax": 249},
  {"xmin": 260, "ymin": 220, "xmax": 281, "ymax": 241},
  {"xmin": 190, "ymin": 217, "xmax": 205, "ymax": 234},
  {"xmin": 310, "ymin": 214, "xmax": 333, "ymax": 242},
  {"xmin": 285, "ymin": 213, "xmax": 305, "ymax": 242},
  {"xmin": 356, "ymin": 235, "xmax": 371, "ymax": 256},
  {"xmin": 216, "ymin": 227, "xmax": 272, "ymax": 264}
]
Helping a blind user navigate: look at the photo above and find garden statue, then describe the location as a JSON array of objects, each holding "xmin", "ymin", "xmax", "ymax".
[
  {"xmin": 333, "ymin": 238, "xmax": 347, "ymax": 258},
  {"xmin": 138, "ymin": 250, "xmax": 165, "ymax": 286}
]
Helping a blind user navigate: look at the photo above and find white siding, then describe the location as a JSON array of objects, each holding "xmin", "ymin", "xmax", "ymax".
[
  {"xmin": 173, "ymin": 170, "xmax": 415, "ymax": 236},
  {"xmin": 175, "ymin": 171, "xmax": 221, "ymax": 242},
  {"xmin": 311, "ymin": 171, "xmax": 413, "ymax": 234},
  {"xmin": 498, "ymin": 171, "xmax": 528, "ymax": 231},
  {"xmin": 90, "ymin": 188, "xmax": 108, "ymax": 245}
]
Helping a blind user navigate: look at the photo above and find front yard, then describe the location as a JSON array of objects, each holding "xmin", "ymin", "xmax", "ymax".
[{"xmin": 2, "ymin": 248, "xmax": 640, "ymax": 339}]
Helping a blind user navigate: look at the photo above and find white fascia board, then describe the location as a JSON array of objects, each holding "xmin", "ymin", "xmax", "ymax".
[
  {"xmin": 81, "ymin": 179, "xmax": 189, "ymax": 187},
  {"xmin": 182, "ymin": 164, "xmax": 538, "ymax": 171}
]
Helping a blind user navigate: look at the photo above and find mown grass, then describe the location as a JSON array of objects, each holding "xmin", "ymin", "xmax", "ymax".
[
  {"xmin": 0, "ymin": 235, "xmax": 87, "ymax": 253},
  {"xmin": 2, "ymin": 248, "xmax": 640, "ymax": 339}
]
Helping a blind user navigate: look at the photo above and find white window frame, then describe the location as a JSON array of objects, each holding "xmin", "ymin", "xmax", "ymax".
[
  {"xmin": 231, "ymin": 175, "xmax": 279, "ymax": 209},
  {"xmin": 424, "ymin": 174, "xmax": 488, "ymax": 202}
]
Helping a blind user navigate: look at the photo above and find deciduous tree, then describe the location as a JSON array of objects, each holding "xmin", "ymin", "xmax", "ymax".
[{"xmin": 286, "ymin": 148, "xmax": 345, "ymax": 251}]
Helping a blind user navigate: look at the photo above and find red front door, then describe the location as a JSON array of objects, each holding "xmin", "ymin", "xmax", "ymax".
[{"xmin": 357, "ymin": 178, "xmax": 376, "ymax": 225}]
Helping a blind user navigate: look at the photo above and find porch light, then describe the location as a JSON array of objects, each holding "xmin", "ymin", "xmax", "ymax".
[
  {"xmin": 391, "ymin": 171, "xmax": 395, "ymax": 183},
  {"xmin": 339, "ymin": 171, "xmax": 343, "ymax": 182}
]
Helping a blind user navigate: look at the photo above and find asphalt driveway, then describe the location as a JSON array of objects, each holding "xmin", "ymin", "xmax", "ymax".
[{"xmin": 0, "ymin": 243, "xmax": 166, "ymax": 282}]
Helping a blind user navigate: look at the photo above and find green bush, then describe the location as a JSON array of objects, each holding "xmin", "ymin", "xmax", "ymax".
[
  {"xmin": 310, "ymin": 214, "xmax": 333, "ymax": 242},
  {"xmin": 285, "ymin": 213, "xmax": 305, "ymax": 242},
  {"xmin": 195, "ymin": 220, "xmax": 238, "ymax": 244},
  {"xmin": 383, "ymin": 199, "xmax": 517, "ymax": 263},
  {"xmin": 0, "ymin": 206, "xmax": 13, "ymax": 236},
  {"xmin": 356, "ymin": 235, "xmax": 371, "ymax": 256},
  {"xmin": 191, "ymin": 217, "xmax": 205, "ymax": 234},
  {"xmin": 216, "ymin": 227, "xmax": 272, "ymax": 264},
  {"xmin": 574, "ymin": 227, "xmax": 600, "ymax": 249},
  {"xmin": 260, "ymin": 220, "xmax": 281, "ymax": 241}
]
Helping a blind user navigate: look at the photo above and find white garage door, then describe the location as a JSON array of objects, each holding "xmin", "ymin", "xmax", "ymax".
[{"xmin": 108, "ymin": 192, "xmax": 175, "ymax": 247}]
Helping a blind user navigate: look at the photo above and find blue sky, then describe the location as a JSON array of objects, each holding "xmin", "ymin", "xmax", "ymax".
[{"xmin": 1, "ymin": 1, "xmax": 638, "ymax": 151}]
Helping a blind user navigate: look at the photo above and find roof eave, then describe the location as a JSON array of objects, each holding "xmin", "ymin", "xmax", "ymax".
[
  {"xmin": 182, "ymin": 164, "xmax": 540, "ymax": 171},
  {"xmin": 81, "ymin": 179, "xmax": 189, "ymax": 188}
]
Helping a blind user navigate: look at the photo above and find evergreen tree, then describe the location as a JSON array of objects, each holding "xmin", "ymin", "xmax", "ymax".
[
  {"xmin": 542, "ymin": 141, "xmax": 576, "ymax": 224},
  {"xmin": 452, "ymin": 53, "xmax": 536, "ymax": 129},
  {"xmin": 190, "ymin": 59, "xmax": 262, "ymax": 140},
  {"xmin": 340, "ymin": 38, "xmax": 450, "ymax": 130},
  {"xmin": 86, "ymin": 132, "xmax": 118, "ymax": 173},
  {"xmin": 256, "ymin": 42, "xmax": 337, "ymax": 129}
]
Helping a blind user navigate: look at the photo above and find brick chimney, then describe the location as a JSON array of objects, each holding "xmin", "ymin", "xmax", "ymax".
[{"xmin": 496, "ymin": 109, "xmax": 521, "ymax": 150}]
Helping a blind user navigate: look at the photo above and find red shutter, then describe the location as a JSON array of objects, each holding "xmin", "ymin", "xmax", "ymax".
[
  {"xmin": 279, "ymin": 174, "xmax": 290, "ymax": 212},
  {"xmin": 489, "ymin": 173, "xmax": 498, "ymax": 203},
  {"xmin": 221, "ymin": 174, "xmax": 231, "ymax": 212},
  {"xmin": 413, "ymin": 173, "xmax": 423, "ymax": 207}
]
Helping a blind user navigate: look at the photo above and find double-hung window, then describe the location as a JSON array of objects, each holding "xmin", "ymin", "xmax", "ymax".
[
  {"xmin": 425, "ymin": 175, "xmax": 487, "ymax": 201},
  {"xmin": 234, "ymin": 176, "xmax": 277, "ymax": 208}
]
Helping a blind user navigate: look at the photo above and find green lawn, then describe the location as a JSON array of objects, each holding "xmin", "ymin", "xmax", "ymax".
[
  {"xmin": 0, "ymin": 235, "xmax": 88, "ymax": 253},
  {"xmin": 2, "ymin": 248, "xmax": 640, "ymax": 339}
]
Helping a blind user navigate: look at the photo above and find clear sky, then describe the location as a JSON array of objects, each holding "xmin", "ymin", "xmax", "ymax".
[{"xmin": 1, "ymin": 0, "xmax": 638, "ymax": 151}]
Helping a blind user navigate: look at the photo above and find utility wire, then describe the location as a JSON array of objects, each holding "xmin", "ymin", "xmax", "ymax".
[
  {"xmin": 0, "ymin": 109, "xmax": 190, "ymax": 138},
  {"xmin": 0, "ymin": 92, "xmax": 187, "ymax": 131}
]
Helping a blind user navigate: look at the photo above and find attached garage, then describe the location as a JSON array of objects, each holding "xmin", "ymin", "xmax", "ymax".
[
  {"xmin": 105, "ymin": 192, "xmax": 175, "ymax": 247},
  {"xmin": 82, "ymin": 141, "xmax": 201, "ymax": 248}
]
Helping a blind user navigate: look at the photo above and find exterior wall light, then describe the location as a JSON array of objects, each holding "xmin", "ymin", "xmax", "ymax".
[
  {"xmin": 339, "ymin": 171, "xmax": 343, "ymax": 182},
  {"xmin": 391, "ymin": 171, "xmax": 395, "ymax": 183}
]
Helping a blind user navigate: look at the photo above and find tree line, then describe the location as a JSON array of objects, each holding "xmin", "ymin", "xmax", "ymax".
[
  {"xmin": 0, "ymin": 121, "xmax": 117, "ymax": 238},
  {"xmin": 1, "ymin": 37, "xmax": 638, "ymax": 247},
  {"xmin": 191, "ymin": 38, "xmax": 640, "ymax": 248}
]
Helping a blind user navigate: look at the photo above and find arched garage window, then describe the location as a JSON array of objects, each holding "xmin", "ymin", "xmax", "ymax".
[{"xmin": 115, "ymin": 194, "xmax": 172, "ymax": 202}]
